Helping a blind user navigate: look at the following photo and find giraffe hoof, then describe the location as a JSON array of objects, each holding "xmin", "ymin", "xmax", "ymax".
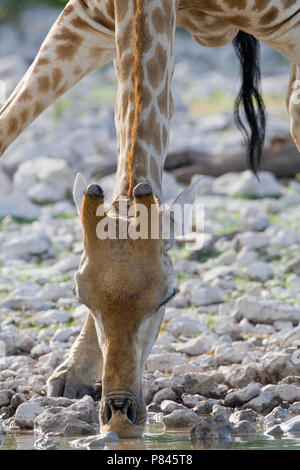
[
  {"xmin": 86, "ymin": 184, "xmax": 104, "ymax": 197},
  {"xmin": 133, "ymin": 182, "xmax": 152, "ymax": 198}
]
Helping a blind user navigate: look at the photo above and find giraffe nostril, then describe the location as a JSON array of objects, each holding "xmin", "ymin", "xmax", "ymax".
[{"xmin": 103, "ymin": 396, "xmax": 138, "ymax": 424}]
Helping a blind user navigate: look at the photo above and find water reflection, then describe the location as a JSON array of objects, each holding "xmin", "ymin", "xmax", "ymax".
[{"xmin": 1, "ymin": 422, "xmax": 300, "ymax": 451}]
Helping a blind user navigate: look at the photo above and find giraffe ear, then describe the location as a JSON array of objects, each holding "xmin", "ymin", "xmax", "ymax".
[
  {"xmin": 73, "ymin": 172, "xmax": 87, "ymax": 215},
  {"xmin": 163, "ymin": 176, "xmax": 202, "ymax": 251}
]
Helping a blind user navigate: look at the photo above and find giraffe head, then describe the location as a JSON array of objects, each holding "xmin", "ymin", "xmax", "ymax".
[{"xmin": 73, "ymin": 174, "xmax": 179, "ymax": 437}]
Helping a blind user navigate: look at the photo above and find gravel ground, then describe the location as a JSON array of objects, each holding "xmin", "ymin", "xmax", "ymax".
[{"xmin": 0, "ymin": 6, "xmax": 299, "ymax": 448}]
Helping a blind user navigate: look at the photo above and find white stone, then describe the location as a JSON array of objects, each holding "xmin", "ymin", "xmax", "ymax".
[
  {"xmin": 236, "ymin": 296, "xmax": 300, "ymax": 324},
  {"xmin": 146, "ymin": 353, "xmax": 188, "ymax": 373},
  {"xmin": 15, "ymin": 402, "xmax": 44, "ymax": 429},
  {"xmin": 212, "ymin": 171, "xmax": 283, "ymax": 198},
  {"xmin": 35, "ymin": 310, "xmax": 73, "ymax": 326},
  {"xmin": 174, "ymin": 334, "xmax": 217, "ymax": 356},
  {"xmin": 215, "ymin": 341, "xmax": 250, "ymax": 366},
  {"xmin": 244, "ymin": 261, "xmax": 273, "ymax": 281}
]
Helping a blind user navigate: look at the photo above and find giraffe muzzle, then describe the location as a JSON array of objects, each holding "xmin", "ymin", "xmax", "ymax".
[{"xmin": 102, "ymin": 392, "xmax": 139, "ymax": 425}]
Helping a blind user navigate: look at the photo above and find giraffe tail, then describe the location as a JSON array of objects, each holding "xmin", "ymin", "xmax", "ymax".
[{"xmin": 232, "ymin": 30, "xmax": 266, "ymax": 175}]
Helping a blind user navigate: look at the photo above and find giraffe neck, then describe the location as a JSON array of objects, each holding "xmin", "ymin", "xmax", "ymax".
[{"xmin": 112, "ymin": 0, "xmax": 178, "ymax": 203}]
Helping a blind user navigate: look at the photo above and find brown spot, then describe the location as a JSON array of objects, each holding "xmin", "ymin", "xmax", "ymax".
[
  {"xmin": 56, "ymin": 82, "xmax": 69, "ymax": 97},
  {"xmin": 281, "ymin": 0, "xmax": 296, "ymax": 7},
  {"xmin": 223, "ymin": 0, "xmax": 246, "ymax": 8},
  {"xmin": 135, "ymin": 142, "xmax": 149, "ymax": 179},
  {"xmin": 52, "ymin": 68, "xmax": 63, "ymax": 90},
  {"xmin": 54, "ymin": 27, "xmax": 83, "ymax": 61},
  {"xmin": 8, "ymin": 117, "xmax": 18, "ymax": 135},
  {"xmin": 162, "ymin": 124, "xmax": 169, "ymax": 149},
  {"xmin": 19, "ymin": 89, "xmax": 32, "ymax": 102},
  {"xmin": 35, "ymin": 57, "xmax": 50, "ymax": 67},
  {"xmin": 37, "ymin": 75, "xmax": 50, "ymax": 93},
  {"xmin": 20, "ymin": 108, "xmax": 29, "ymax": 124},
  {"xmin": 157, "ymin": 86, "xmax": 168, "ymax": 117},
  {"xmin": 73, "ymin": 65, "xmax": 83, "ymax": 76},
  {"xmin": 146, "ymin": 43, "xmax": 167, "ymax": 89},
  {"xmin": 141, "ymin": 85, "xmax": 151, "ymax": 110},
  {"xmin": 58, "ymin": 3, "xmax": 74, "ymax": 21},
  {"xmin": 150, "ymin": 157, "xmax": 161, "ymax": 186},
  {"xmin": 71, "ymin": 16, "xmax": 93, "ymax": 31},
  {"xmin": 106, "ymin": 0, "xmax": 115, "ymax": 20},
  {"xmin": 230, "ymin": 15, "xmax": 251, "ymax": 28},
  {"xmin": 89, "ymin": 46, "xmax": 106, "ymax": 59},
  {"xmin": 33, "ymin": 101, "xmax": 44, "ymax": 118},
  {"xmin": 115, "ymin": 0, "xmax": 129, "ymax": 22},
  {"xmin": 118, "ymin": 53, "xmax": 134, "ymax": 82},
  {"xmin": 140, "ymin": 108, "xmax": 161, "ymax": 155},
  {"xmin": 259, "ymin": 6, "xmax": 279, "ymax": 25},
  {"xmin": 152, "ymin": 7, "xmax": 165, "ymax": 34},
  {"xmin": 253, "ymin": 0, "xmax": 271, "ymax": 12},
  {"xmin": 189, "ymin": 0, "xmax": 223, "ymax": 12},
  {"xmin": 117, "ymin": 18, "xmax": 133, "ymax": 52},
  {"xmin": 93, "ymin": 6, "xmax": 114, "ymax": 30}
]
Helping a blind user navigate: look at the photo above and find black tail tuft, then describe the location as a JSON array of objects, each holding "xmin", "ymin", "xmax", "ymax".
[{"xmin": 232, "ymin": 31, "xmax": 266, "ymax": 174}]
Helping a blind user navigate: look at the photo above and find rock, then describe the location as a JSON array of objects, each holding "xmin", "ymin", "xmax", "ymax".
[
  {"xmin": 30, "ymin": 343, "xmax": 51, "ymax": 359},
  {"xmin": 70, "ymin": 432, "xmax": 119, "ymax": 449},
  {"xmin": 153, "ymin": 387, "xmax": 177, "ymax": 405},
  {"xmin": 0, "ymin": 169, "xmax": 11, "ymax": 194},
  {"xmin": 146, "ymin": 353, "xmax": 188, "ymax": 373},
  {"xmin": 236, "ymin": 296, "xmax": 300, "ymax": 324},
  {"xmin": 28, "ymin": 182, "xmax": 64, "ymax": 204},
  {"xmin": 190, "ymin": 415, "xmax": 232, "ymax": 444},
  {"xmin": 14, "ymin": 402, "xmax": 44, "ymax": 429},
  {"xmin": 1, "ymin": 233, "xmax": 50, "ymax": 259},
  {"xmin": 194, "ymin": 399, "xmax": 221, "ymax": 416},
  {"xmin": 10, "ymin": 393, "xmax": 27, "ymax": 410},
  {"xmin": 246, "ymin": 391, "xmax": 280, "ymax": 414},
  {"xmin": 160, "ymin": 400, "xmax": 187, "ymax": 414},
  {"xmin": 0, "ymin": 340, "xmax": 5, "ymax": 357},
  {"xmin": 162, "ymin": 409, "xmax": 199, "ymax": 427},
  {"xmin": 212, "ymin": 171, "xmax": 283, "ymax": 198},
  {"xmin": 215, "ymin": 341, "xmax": 250, "ymax": 366},
  {"xmin": 0, "ymin": 191, "xmax": 40, "ymax": 220},
  {"xmin": 231, "ymin": 420, "xmax": 257, "ymax": 435},
  {"xmin": 273, "ymin": 384, "xmax": 300, "ymax": 403},
  {"xmin": 263, "ymin": 407, "xmax": 291, "ymax": 429},
  {"xmin": 265, "ymin": 425, "xmax": 284, "ymax": 437},
  {"xmin": 14, "ymin": 157, "xmax": 73, "ymax": 196},
  {"xmin": 34, "ymin": 403, "xmax": 97, "ymax": 437},
  {"xmin": 171, "ymin": 373, "xmax": 220, "ymax": 397},
  {"xmin": 34, "ymin": 438, "xmax": 60, "ymax": 450},
  {"xmin": 280, "ymin": 416, "xmax": 300, "ymax": 435},
  {"xmin": 166, "ymin": 315, "xmax": 205, "ymax": 338},
  {"xmin": 212, "ymin": 404, "xmax": 233, "ymax": 419},
  {"xmin": 174, "ymin": 334, "xmax": 217, "ymax": 356},
  {"xmin": 52, "ymin": 327, "xmax": 79, "ymax": 343},
  {"xmin": 0, "ymin": 390, "xmax": 14, "ymax": 407},
  {"xmin": 290, "ymin": 401, "xmax": 300, "ymax": 416},
  {"xmin": 15, "ymin": 331, "xmax": 36, "ymax": 353},
  {"xmin": 244, "ymin": 261, "xmax": 273, "ymax": 281},
  {"xmin": 182, "ymin": 393, "xmax": 203, "ymax": 408},
  {"xmin": 229, "ymin": 409, "xmax": 261, "ymax": 425},
  {"xmin": 35, "ymin": 309, "xmax": 73, "ymax": 326},
  {"xmin": 224, "ymin": 383, "xmax": 262, "ymax": 407}
]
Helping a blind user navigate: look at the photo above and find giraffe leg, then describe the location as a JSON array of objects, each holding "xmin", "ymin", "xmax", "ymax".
[
  {"xmin": 47, "ymin": 311, "xmax": 103, "ymax": 398},
  {"xmin": 0, "ymin": 0, "xmax": 116, "ymax": 157}
]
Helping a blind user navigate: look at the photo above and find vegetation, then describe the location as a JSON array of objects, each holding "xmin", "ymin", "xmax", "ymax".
[{"xmin": 0, "ymin": 0, "xmax": 67, "ymax": 22}]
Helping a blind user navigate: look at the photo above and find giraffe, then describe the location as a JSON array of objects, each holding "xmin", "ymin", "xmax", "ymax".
[{"xmin": 1, "ymin": 0, "xmax": 300, "ymax": 438}]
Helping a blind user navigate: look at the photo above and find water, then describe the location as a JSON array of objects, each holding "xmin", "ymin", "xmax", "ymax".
[{"xmin": 1, "ymin": 422, "xmax": 300, "ymax": 451}]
